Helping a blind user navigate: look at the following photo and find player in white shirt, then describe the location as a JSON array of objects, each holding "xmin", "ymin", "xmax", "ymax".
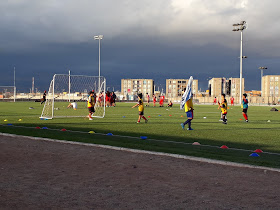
[{"xmin": 67, "ymin": 100, "xmax": 78, "ymax": 110}]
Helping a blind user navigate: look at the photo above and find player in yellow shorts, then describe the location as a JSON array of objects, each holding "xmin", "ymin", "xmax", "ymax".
[
  {"xmin": 132, "ymin": 93, "xmax": 148, "ymax": 124},
  {"xmin": 218, "ymin": 94, "xmax": 228, "ymax": 124}
]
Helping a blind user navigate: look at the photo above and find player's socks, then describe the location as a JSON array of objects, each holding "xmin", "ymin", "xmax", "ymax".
[
  {"xmin": 188, "ymin": 120, "xmax": 192, "ymax": 129},
  {"xmin": 142, "ymin": 116, "xmax": 147, "ymax": 121},
  {"xmin": 243, "ymin": 113, "xmax": 248, "ymax": 120},
  {"xmin": 183, "ymin": 119, "xmax": 190, "ymax": 125}
]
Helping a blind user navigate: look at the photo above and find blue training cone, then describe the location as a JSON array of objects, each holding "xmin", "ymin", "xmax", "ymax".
[
  {"xmin": 249, "ymin": 153, "xmax": 260, "ymax": 157},
  {"xmin": 107, "ymin": 133, "xmax": 113, "ymax": 136},
  {"xmin": 140, "ymin": 136, "xmax": 147, "ymax": 140},
  {"xmin": 41, "ymin": 127, "xmax": 48, "ymax": 129}
]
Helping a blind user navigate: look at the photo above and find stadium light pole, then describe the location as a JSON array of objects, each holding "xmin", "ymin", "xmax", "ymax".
[
  {"xmin": 233, "ymin": 21, "xmax": 247, "ymax": 105},
  {"xmin": 259, "ymin": 67, "xmax": 267, "ymax": 97},
  {"xmin": 14, "ymin": 67, "xmax": 16, "ymax": 102},
  {"xmin": 94, "ymin": 35, "xmax": 103, "ymax": 91}
]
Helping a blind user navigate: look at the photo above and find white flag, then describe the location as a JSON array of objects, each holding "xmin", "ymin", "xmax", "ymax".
[{"xmin": 180, "ymin": 76, "xmax": 193, "ymax": 110}]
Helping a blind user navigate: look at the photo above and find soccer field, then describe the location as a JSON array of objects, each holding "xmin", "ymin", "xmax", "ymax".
[{"xmin": 0, "ymin": 102, "xmax": 280, "ymax": 168}]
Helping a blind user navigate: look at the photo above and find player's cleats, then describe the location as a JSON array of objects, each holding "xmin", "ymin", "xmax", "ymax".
[
  {"xmin": 181, "ymin": 123, "xmax": 185, "ymax": 130},
  {"xmin": 245, "ymin": 120, "xmax": 248, "ymax": 123},
  {"xmin": 137, "ymin": 121, "xmax": 140, "ymax": 124},
  {"xmin": 89, "ymin": 118, "xmax": 93, "ymax": 120},
  {"xmin": 223, "ymin": 121, "xmax": 227, "ymax": 124},
  {"xmin": 219, "ymin": 119, "xmax": 223, "ymax": 121},
  {"xmin": 187, "ymin": 128, "xmax": 194, "ymax": 130},
  {"xmin": 145, "ymin": 119, "xmax": 148, "ymax": 123}
]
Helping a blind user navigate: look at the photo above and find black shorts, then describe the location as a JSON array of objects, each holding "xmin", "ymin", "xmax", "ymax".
[
  {"xmin": 88, "ymin": 107, "xmax": 95, "ymax": 113},
  {"xmin": 243, "ymin": 109, "xmax": 247, "ymax": 113},
  {"xmin": 139, "ymin": 111, "xmax": 144, "ymax": 115}
]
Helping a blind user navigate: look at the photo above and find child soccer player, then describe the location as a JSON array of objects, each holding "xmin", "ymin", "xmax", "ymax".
[
  {"xmin": 167, "ymin": 101, "xmax": 173, "ymax": 107},
  {"xmin": 146, "ymin": 93, "xmax": 150, "ymax": 106},
  {"xmin": 242, "ymin": 93, "xmax": 249, "ymax": 122},
  {"xmin": 87, "ymin": 91, "xmax": 96, "ymax": 120},
  {"xmin": 230, "ymin": 96, "xmax": 234, "ymax": 106},
  {"xmin": 181, "ymin": 93, "xmax": 194, "ymax": 130},
  {"xmin": 218, "ymin": 94, "xmax": 228, "ymax": 124},
  {"xmin": 153, "ymin": 94, "xmax": 157, "ymax": 107},
  {"xmin": 67, "ymin": 100, "xmax": 77, "ymax": 110},
  {"xmin": 132, "ymin": 93, "xmax": 148, "ymax": 123},
  {"xmin": 41, "ymin": 90, "xmax": 47, "ymax": 105},
  {"xmin": 213, "ymin": 97, "xmax": 217, "ymax": 105}
]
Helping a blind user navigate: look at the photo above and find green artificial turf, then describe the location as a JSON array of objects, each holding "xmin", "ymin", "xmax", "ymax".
[{"xmin": 0, "ymin": 101, "xmax": 280, "ymax": 168}]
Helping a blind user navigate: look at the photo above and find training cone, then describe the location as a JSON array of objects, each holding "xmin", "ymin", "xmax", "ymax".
[
  {"xmin": 158, "ymin": 115, "xmax": 161, "ymax": 116},
  {"xmin": 267, "ymin": 120, "xmax": 271, "ymax": 122},
  {"xmin": 7, "ymin": 124, "xmax": 13, "ymax": 126},
  {"xmin": 18, "ymin": 119, "xmax": 22, "ymax": 121},
  {"xmin": 41, "ymin": 127, "xmax": 48, "ymax": 129},
  {"xmin": 169, "ymin": 115, "xmax": 172, "ymax": 116},
  {"xmin": 140, "ymin": 136, "xmax": 148, "ymax": 140},
  {"xmin": 122, "ymin": 116, "xmax": 125, "ymax": 118},
  {"xmin": 107, "ymin": 133, "xmax": 113, "ymax": 136},
  {"xmin": 61, "ymin": 128, "xmax": 67, "ymax": 131},
  {"xmin": 249, "ymin": 153, "xmax": 260, "ymax": 157},
  {"xmin": 192, "ymin": 142, "xmax": 201, "ymax": 146},
  {"xmin": 239, "ymin": 119, "xmax": 243, "ymax": 121},
  {"xmin": 35, "ymin": 126, "xmax": 41, "ymax": 129},
  {"xmin": 4, "ymin": 119, "xmax": 8, "ymax": 122},
  {"xmin": 220, "ymin": 145, "xmax": 229, "ymax": 149},
  {"xmin": 89, "ymin": 131, "xmax": 95, "ymax": 134},
  {"xmin": 181, "ymin": 115, "xmax": 184, "ymax": 117},
  {"xmin": 254, "ymin": 149, "xmax": 263, "ymax": 153},
  {"xmin": 148, "ymin": 116, "xmax": 151, "ymax": 118},
  {"xmin": 203, "ymin": 117, "xmax": 207, "ymax": 119}
]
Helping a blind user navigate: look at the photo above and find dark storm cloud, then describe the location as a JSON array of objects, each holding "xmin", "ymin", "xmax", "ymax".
[{"xmin": 0, "ymin": 0, "xmax": 280, "ymax": 92}]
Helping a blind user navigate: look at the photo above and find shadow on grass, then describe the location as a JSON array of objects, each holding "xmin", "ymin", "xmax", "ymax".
[{"xmin": 0, "ymin": 123, "xmax": 280, "ymax": 169}]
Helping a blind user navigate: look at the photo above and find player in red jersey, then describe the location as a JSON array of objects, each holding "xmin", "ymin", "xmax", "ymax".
[
  {"xmin": 230, "ymin": 96, "xmax": 234, "ymax": 106},
  {"xmin": 153, "ymin": 94, "xmax": 157, "ymax": 107}
]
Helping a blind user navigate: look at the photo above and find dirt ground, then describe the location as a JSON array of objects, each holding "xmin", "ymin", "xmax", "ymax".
[{"xmin": 1, "ymin": 134, "xmax": 280, "ymax": 210}]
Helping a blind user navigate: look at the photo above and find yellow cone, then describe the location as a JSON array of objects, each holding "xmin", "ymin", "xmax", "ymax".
[
  {"xmin": 4, "ymin": 119, "xmax": 8, "ymax": 122},
  {"xmin": 18, "ymin": 119, "xmax": 22, "ymax": 121},
  {"xmin": 89, "ymin": 131, "xmax": 95, "ymax": 134}
]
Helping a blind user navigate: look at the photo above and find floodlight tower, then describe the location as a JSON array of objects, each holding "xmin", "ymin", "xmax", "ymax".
[
  {"xmin": 259, "ymin": 67, "xmax": 267, "ymax": 97},
  {"xmin": 232, "ymin": 21, "xmax": 247, "ymax": 104},
  {"xmin": 94, "ymin": 35, "xmax": 103, "ymax": 91}
]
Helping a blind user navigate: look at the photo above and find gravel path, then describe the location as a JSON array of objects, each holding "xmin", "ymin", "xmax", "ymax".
[{"xmin": 1, "ymin": 134, "xmax": 280, "ymax": 209}]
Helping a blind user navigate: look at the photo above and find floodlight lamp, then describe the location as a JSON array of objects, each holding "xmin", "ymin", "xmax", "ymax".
[
  {"xmin": 240, "ymin": 21, "xmax": 246, "ymax": 25},
  {"xmin": 233, "ymin": 23, "xmax": 239, "ymax": 26},
  {"xmin": 232, "ymin": 29, "xmax": 239, "ymax": 31}
]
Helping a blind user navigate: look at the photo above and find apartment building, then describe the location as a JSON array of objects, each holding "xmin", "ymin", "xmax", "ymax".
[
  {"xmin": 121, "ymin": 79, "xmax": 154, "ymax": 100},
  {"xmin": 262, "ymin": 75, "xmax": 280, "ymax": 97},
  {"xmin": 165, "ymin": 79, "xmax": 198, "ymax": 99}
]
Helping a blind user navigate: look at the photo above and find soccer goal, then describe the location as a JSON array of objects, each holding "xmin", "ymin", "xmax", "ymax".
[
  {"xmin": 0, "ymin": 86, "xmax": 16, "ymax": 102},
  {"xmin": 40, "ymin": 74, "xmax": 106, "ymax": 119}
]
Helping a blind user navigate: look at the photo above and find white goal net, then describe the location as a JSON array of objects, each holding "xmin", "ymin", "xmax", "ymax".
[
  {"xmin": 0, "ymin": 86, "xmax": 16, "ymax": 102},
  {"xmin": 40, "ymin": 74, "xmax": 106, "ymax": 119}
]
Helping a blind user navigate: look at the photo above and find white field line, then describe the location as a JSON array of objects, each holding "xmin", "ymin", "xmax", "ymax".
[{"xmin": 0, "ymin": 132, "xmax": 279, "ymax": 173}]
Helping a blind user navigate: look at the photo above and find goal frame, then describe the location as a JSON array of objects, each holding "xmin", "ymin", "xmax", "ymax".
[
  {"xmin": 40, "ymin": 74, "xmax": 106, "ymax": 119},
  {"xmin": 0, "ymin": 86, "xmax": 16, "ymax": 102}
]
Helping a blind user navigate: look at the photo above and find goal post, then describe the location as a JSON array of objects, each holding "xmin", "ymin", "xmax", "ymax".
[
  {"xmin": 40, "ymin": 74, "xmax": 106, "ymax": 119},
  {"xmin": 0, "ymin": 86, "xmax": 16, "ymax": 102}
]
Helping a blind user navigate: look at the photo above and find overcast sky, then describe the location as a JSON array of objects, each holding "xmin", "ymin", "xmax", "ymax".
[{"xmin": 0, "ymin": 0, "xmax": 280, "ymax": 92}]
